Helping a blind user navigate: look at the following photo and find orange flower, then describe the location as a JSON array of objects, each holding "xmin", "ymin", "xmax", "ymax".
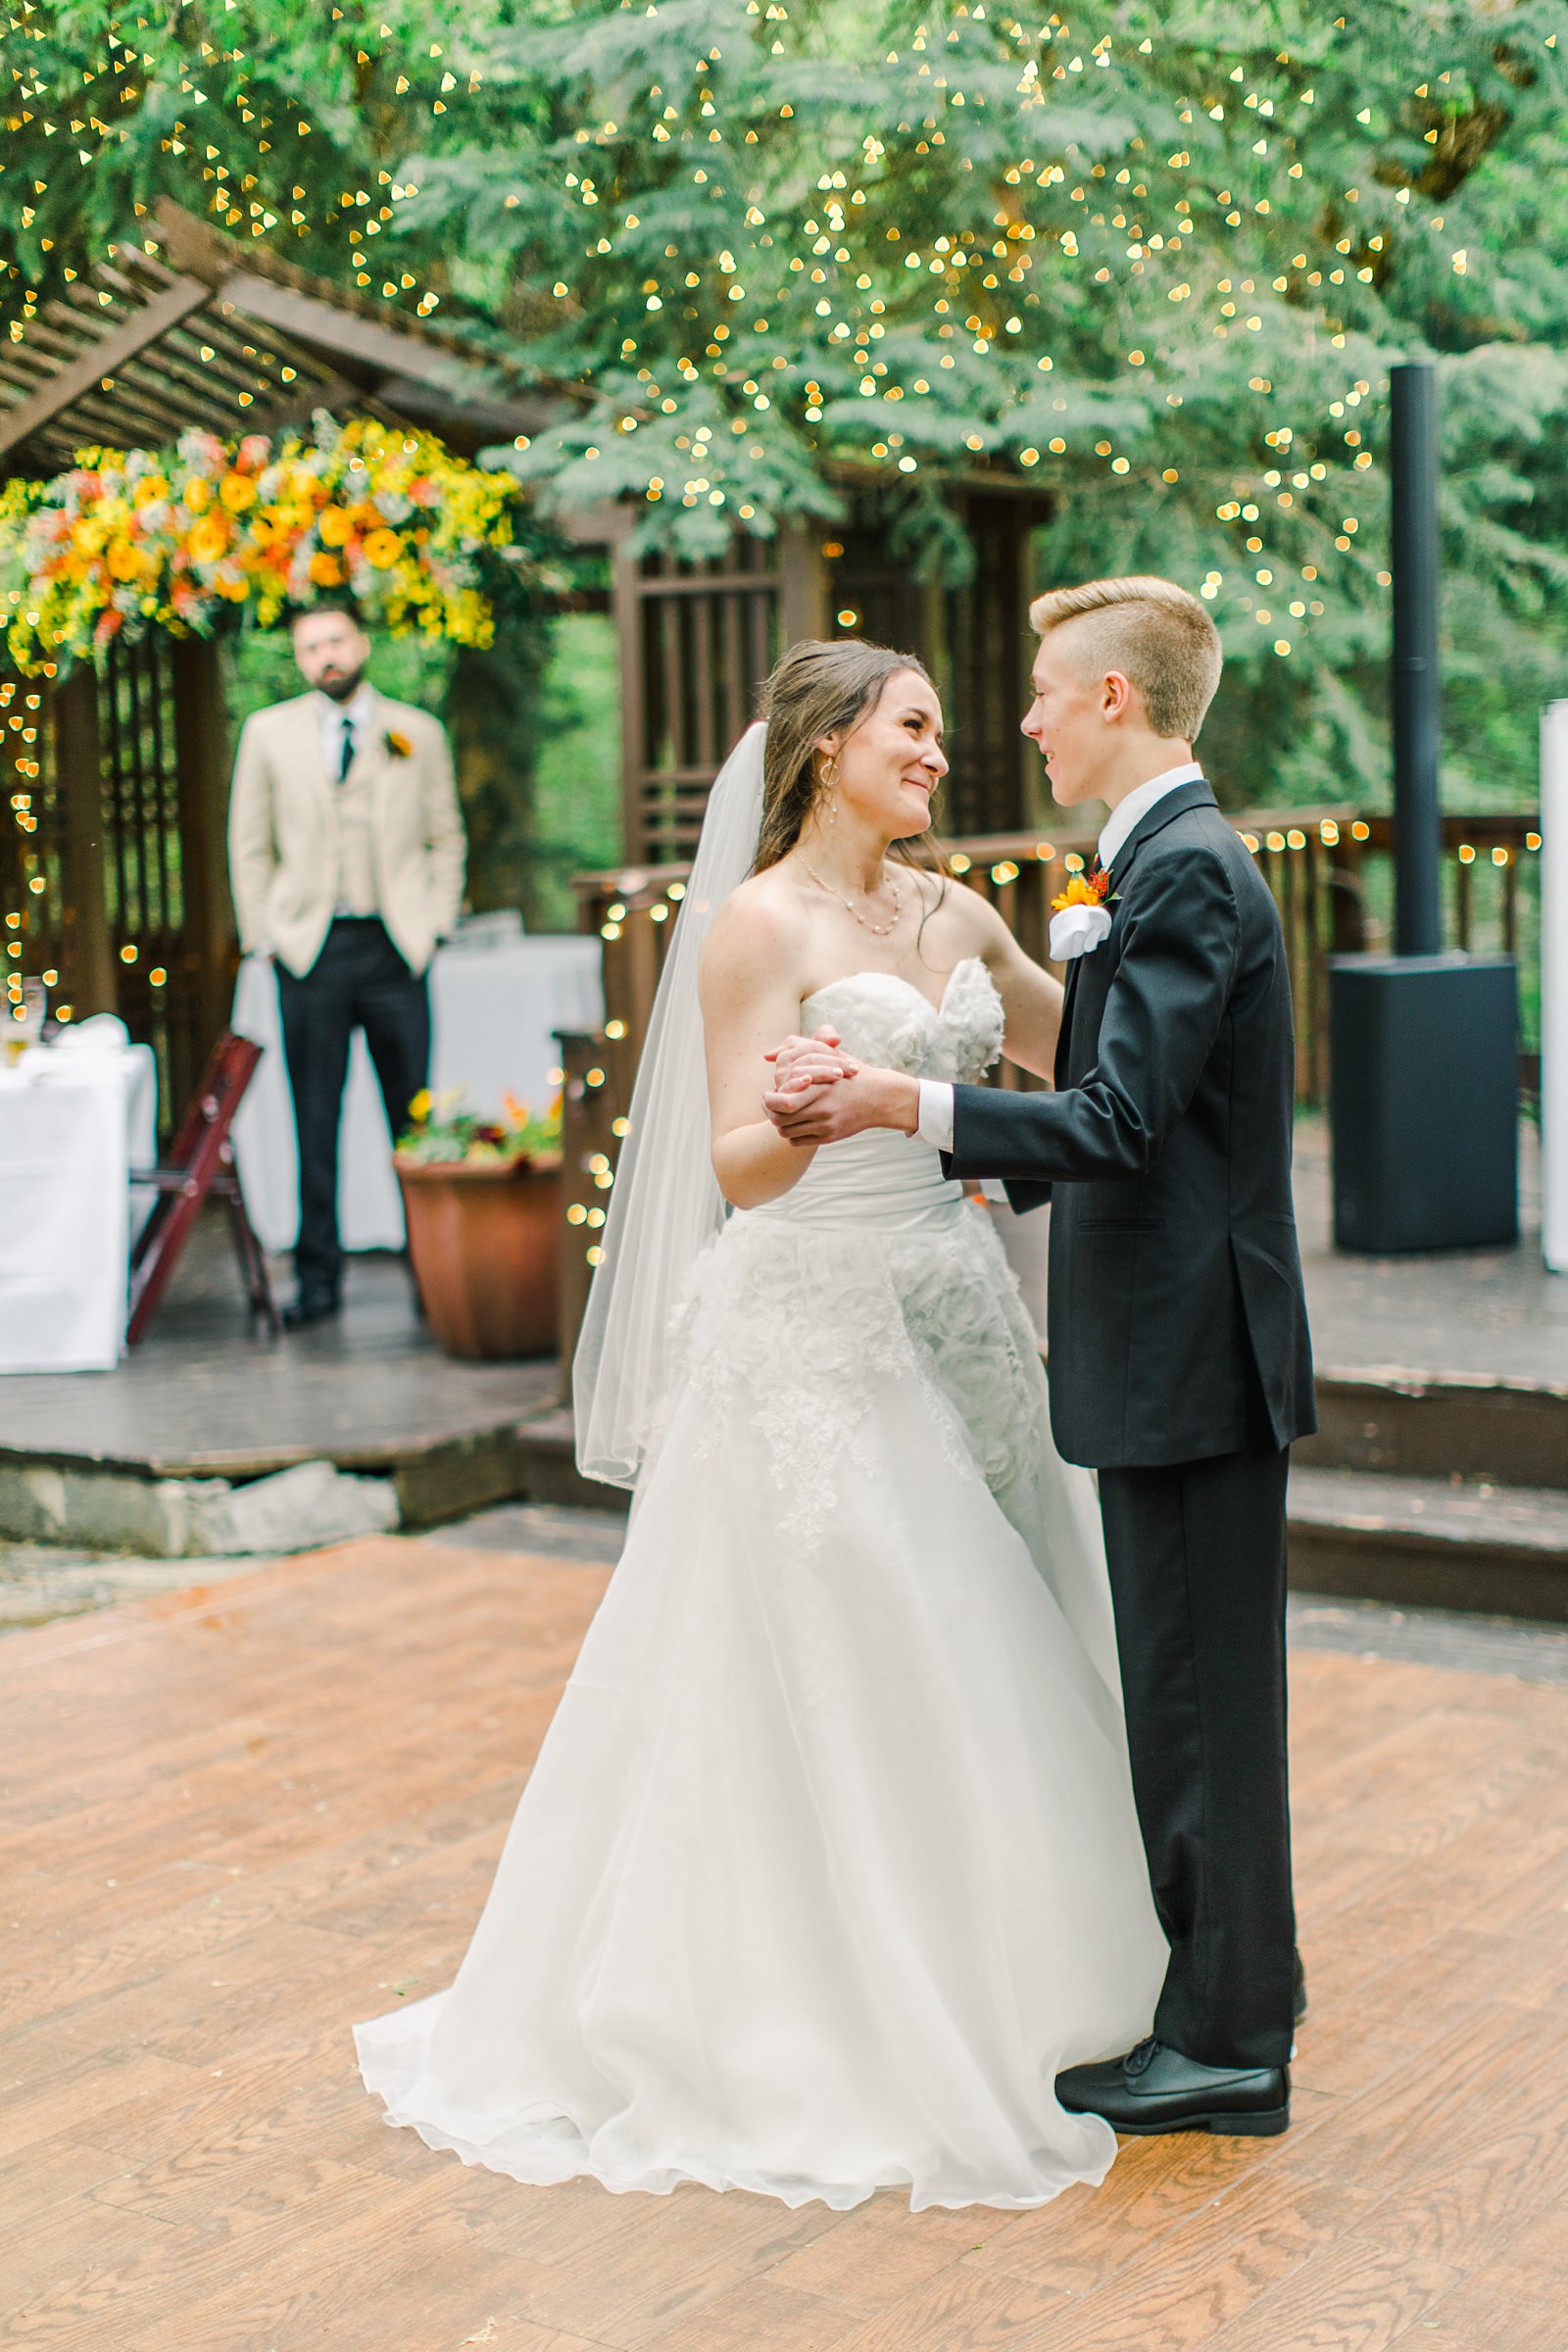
[
  {"xmin": 317, "ymin": 504, "xmax": 353, "ymax": 548},
  {"xmin": 187, "ymin": 513, "xmax": 230, "ymax": 565},
  {"xmin": 220, "ymin": 472, "xmax": 258, "ymax": 514},
  {"xmin": 384, "ymin": 727, "xmax": 413, "ymax": 759},
  {"xmin": 362, "ymin": 527, "xmax": 403, "ymax": 568},
  {"xmin": 1051, "ymin": 868, "xmax": 1111, "ymax": 913},
  {"xmin": 309, "ymin": 551, "xmax": 345, "ymax": 586}
]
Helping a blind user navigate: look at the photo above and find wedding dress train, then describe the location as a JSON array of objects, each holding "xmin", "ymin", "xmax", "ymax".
[{"xmin": 356, "ymin": 959, "xmax": 1166, "ymax": 2210}]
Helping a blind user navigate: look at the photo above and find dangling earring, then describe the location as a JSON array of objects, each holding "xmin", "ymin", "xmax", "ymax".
[{"xmin": 821, "ymin": 754, "xmax": 838, "ymax": 823}]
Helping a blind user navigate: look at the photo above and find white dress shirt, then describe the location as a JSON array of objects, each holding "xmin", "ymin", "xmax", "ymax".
[
  {"xmin": 316, "ymin": 682, "xmax": 381, "ymax": 918},
  {"xmin": 914, "ymin": 760, "xmax": 1205, "ymax": 1152}
]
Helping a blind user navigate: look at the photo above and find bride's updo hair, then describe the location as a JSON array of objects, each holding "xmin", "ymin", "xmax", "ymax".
[{"xmin": 753, "ymin": 637, "xmax": 938, "ymax": 874}]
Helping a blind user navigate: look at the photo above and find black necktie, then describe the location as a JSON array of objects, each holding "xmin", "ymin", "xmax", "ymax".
[{"xmin": 337, "ymin": 712, "xmax": 355, "ymax": 783}]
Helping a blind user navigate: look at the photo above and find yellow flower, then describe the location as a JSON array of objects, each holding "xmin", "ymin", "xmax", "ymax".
[
  {"xmin": 220, "ymin": 472, "xmax": 258, "ymax": 514},
  {"xmin": 187, "ymin": 514, "xmax": 230, "ymax": 565},
  {"xmin": 317, "ymin": 504, "xmax": 353, "ymax": 548},
  {"xmin": 1051, "ymin": 871, "xmax": 1112, "ymax": 912},
  {"xmin": 183, "ymin": 476, "xmax": 210, "ymax": 513},
  {"xmin": 309, "ymin": 551, "xmax": 344, "ymax": 586},
  {"xmin": 105, "ymin": 539, "xmax": 149, "ymax": 583},
  {"xmin": 408, "ymin": 1089, "xmax": 432, "ymax": 1123},
  {"xmin": 362, "ymin": 527, "xmax": 402, "ymax": 568},
  {"xmin": 132, "ymin": 474, "xmax": 170, "ymax": 509}
]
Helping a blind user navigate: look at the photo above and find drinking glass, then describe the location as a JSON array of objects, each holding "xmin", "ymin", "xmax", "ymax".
[{"xmin": 6, "ymin": 977, "xmax": 46, "ymax": 1065}]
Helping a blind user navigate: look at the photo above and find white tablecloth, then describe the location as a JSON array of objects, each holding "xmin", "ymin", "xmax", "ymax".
[
  {"xmin": 0, "ymin": 1043, "xmax": 158, "ymax": 1373},
  {"xmin": 230, "ymin": 935, "xmax": 604, "ymax": 1254}
]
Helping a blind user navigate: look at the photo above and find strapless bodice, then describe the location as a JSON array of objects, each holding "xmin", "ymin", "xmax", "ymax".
[{"xmin": 745, "ymin": 958, "xmax": 1004, "ymax": 1234}]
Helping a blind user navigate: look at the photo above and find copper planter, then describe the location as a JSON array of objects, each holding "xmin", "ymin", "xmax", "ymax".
[{"xmin": 394, "ymin": 1155, "xmax": 561, "ymax": 1360}]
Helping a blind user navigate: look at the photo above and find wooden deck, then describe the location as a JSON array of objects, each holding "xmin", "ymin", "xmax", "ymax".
[{"xmin": 4, "ymin": 1534, "xmax": 1567, "ymax": 2351}]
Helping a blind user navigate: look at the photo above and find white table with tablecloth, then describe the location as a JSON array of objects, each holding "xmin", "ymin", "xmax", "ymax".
[
  {"xmin": 0, "ymin": 1033, "xmax": 159, "ymax": 1373},
  {"xmin": 229, "ymin": 933, "xmax": 604, "ymax": 1254}
]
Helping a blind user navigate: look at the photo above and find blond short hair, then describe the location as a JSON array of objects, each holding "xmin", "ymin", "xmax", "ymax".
[{"xmin": 1029, "ymin": 575, "xmax": 1222, "ymax": 742}]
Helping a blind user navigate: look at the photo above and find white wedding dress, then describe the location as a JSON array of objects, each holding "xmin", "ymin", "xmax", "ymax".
[{"xmin": 356, "ymin": 959, "xmax": 1166, "ymax": 2210}]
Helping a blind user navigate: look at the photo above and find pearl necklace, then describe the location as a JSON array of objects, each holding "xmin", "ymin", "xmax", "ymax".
[{"xmin": 803, "ymin": 861, "xmax": 905, "ymax": 937}]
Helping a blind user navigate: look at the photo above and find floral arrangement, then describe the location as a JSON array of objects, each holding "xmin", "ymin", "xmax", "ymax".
[
  {"xmin": 396, "ymin": 1087, "xmax": 564, "ymax": 1170},
  {"xmin": 0, "ymin": 413, "xmax": 522, "ymax": 673}
]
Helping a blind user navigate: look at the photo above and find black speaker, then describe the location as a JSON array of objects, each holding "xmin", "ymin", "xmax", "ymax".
[{"xmin": 1328, "ymin": 954, "xmax": 1518, "ymax": 1252}]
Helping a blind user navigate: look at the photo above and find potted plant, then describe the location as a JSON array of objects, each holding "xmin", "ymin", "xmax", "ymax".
[{"xmin": 394, "ymin": 1089, "xmax": 563, "ymax": 1359}]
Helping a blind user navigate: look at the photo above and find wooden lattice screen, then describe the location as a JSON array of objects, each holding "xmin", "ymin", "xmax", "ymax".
[
  {"xmin": 7, "ymin": 633, "xmax": 235, "ymax": 1135},
  {"xmin": 611, "ymin": 493, "xmax": 1048, "ymax": 865},
  {"xmin": 614, "ymin": 531, "xmax": 786, "ymax": 865}
]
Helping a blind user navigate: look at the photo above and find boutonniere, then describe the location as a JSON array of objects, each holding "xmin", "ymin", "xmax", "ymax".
[
  {"xmin": 384, "ymin": 727, "xmax": 413, "ymax": 760},
  {"xmin": 1049, "ymin": 863, "xmax": 1117, "ymax": 961}
]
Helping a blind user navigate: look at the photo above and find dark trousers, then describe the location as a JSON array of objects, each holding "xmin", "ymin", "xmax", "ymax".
[
  {"xmin": 275, "ymin": 916, "xmax": 430, "ymax": 1297},
  {"xmin": 1097, "ymin": 1443, "xmax": 1296, "ymax": 2071}
]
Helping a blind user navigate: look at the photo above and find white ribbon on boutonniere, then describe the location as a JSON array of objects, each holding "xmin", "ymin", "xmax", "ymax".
[{"xmin": 1049, "ymin": 866, "xmax": 1116, "ymax": 961}]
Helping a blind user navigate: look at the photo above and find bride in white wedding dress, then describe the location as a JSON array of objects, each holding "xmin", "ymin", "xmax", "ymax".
[{"xmin": 356, "ymin": 640, "xmax": 1166, "ymax": 2211}]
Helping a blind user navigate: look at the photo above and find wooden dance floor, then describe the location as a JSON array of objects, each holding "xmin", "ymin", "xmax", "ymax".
[{"xmin": 4, "ymin": 1535, "xmax": 1567, "ymax": 2350}]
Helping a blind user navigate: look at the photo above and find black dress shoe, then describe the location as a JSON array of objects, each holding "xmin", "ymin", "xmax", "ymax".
[
  {"xmin": 281, "ymin": 1289, "xmax": 341, "ymax": 1330},
  {"xmin": 1055, "ymin": 2038, "xmax": 1290, "ymax": 2137},
  {"xmin": 1293, "ymin": 1946, "xmax": 1309, "ymax": 2025}
]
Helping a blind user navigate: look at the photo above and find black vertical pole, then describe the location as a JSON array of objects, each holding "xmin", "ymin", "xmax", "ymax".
[{"xmin": 1390, "ymin": 361, "xmax": 1443, "ymax": 956}]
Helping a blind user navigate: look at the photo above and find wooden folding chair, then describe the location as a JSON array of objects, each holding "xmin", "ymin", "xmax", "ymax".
[{"xmin": 127, "ymin": 1029, "xmax": 279, "ymax": 1346}]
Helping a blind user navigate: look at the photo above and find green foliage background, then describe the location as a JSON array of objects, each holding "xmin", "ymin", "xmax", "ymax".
[{"xmin": 6, "ymin": 0, "xmax": 1568, "ymax": 833}]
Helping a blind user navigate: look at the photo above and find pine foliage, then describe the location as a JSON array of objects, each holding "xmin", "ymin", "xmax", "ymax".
[{"xmin": 5, "ymin": 2, "xmax": 1568, "ymax": 803}]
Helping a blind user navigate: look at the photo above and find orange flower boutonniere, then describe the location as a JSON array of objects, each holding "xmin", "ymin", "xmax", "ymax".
[
  {"xmin": 1049, "ymin": 861, "xmax": 1116, "ymax": 962},
  {"xmin": 1051, "ymin": 864, "xmax": 1113, "ymax": 914},
  {"xmin": 384, "ymin": 727, "xmax": 414, "ymax": 760}
]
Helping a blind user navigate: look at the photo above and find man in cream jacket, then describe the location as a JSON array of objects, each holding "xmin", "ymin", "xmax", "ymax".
[{"xmin": 228, "ymin": 601, "xmax": 466, "ymax": 1326}]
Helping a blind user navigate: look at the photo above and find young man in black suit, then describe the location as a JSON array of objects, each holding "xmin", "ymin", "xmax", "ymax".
[{"xmin": 763, "ymin": 576, "xmax": 1315, "ymax": 2135}]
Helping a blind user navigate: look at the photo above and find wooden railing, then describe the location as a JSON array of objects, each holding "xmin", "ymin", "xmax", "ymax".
[{"xmin": 553, "ymin": 808, "xmax": 1543, "ymax": 1364}]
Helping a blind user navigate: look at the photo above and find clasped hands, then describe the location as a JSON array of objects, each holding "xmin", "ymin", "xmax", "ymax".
[{"xmin": 761, "ymin": 1027, "xmax": 918, "ymax": 1147}]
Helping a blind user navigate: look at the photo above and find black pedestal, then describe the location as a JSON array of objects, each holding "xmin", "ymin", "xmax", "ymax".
[{"xmin": 1328, "ymin": 954, "xmax": 1518, "ymax": 1252}]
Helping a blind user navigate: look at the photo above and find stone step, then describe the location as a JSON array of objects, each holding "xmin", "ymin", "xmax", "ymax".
[
  {"xmin": 1300, "ymin": 1372, "xmax": 1568, "ymax": 1493},
  {"xmin": 1288, "ymin": 1464, "xmax": 1568, "ymax": 1622}
]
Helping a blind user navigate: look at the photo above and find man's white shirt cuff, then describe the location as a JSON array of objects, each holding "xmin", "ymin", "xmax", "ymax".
[{"xmin": 915, "ymin": 1078, "xmax": 956, "ymax": 1152}]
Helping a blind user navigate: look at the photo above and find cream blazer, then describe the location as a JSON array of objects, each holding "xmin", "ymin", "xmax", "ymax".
[{"xmin": 226, "ymin": 691, "xmax": 466, "ymax": 978}]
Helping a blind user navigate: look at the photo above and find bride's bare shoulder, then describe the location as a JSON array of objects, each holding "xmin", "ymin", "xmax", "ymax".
[{"xmin": 700, "ymin": 866, "xmax": 811, "ymax": 990}]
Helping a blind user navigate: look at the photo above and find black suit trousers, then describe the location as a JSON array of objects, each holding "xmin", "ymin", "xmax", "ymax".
[
  {"xmin": 275, "ymin": 916, "xmax": 431, "ymax": 1294},
  {"xmin": 1096, "ymin": 1442, "xmax": 1296, "ymax": 2070}
]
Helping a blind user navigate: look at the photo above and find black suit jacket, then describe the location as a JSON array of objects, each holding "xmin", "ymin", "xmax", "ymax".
[{"xmin": 947, "ymin": 779, "xmax": 1315, "ymax": 1470}]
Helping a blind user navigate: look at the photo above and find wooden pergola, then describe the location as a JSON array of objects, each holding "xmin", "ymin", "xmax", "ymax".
[
  {"xmin": 607, "ymin": 478, "xmax": 1052, "ymax": 867},
  {"xmin": 0, "ymin": 201, "xmax": 562, "ymax": 1120},
  {"xmin": 1, "ymin": 197, "xmax": 1054, "ymax": 1132}
]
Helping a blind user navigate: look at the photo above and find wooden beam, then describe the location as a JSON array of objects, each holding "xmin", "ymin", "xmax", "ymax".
[
  {"xmin": 171, "ymin": 634, "xmax": 235, "ymax": 1066},
  {"xmin": 777, "ymin": 522, "xmax": 827, "ymax": 645},
  {"xmin": 219, "ymin": 272, "xmax": 470, "ymax": 389},
  {"xmin": 609, "ymin": 510, "xmax": 649, "ymax": 865},
  {"xmin": 0, "ymin": 274, "xmax": 211, "ymax": 463},
  {"xmin": 51, "ymin": 668, "xmax": 116, "ymax": 1020}
]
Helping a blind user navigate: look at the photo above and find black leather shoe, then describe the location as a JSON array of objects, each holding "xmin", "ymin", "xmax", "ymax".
[
  {"xmin": 1055, "ymin": 2038, "xmax": 1290, "ymax": 2137},
  {"xmin": 1293, "ymin": 1946, "xmax": 1309, "ymax": 2025},
  {"xmin": 281, "ymin": 1289, "xmax": 341, "ymax": 1330}
]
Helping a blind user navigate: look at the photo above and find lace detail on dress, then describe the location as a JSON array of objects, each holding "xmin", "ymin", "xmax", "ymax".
[
  {"xmin": 659, "ymin": 1212, "xmax": 1047, "ymax": 1552},
  {"xmin": 646, "ymin": 960, "xmax": 1042, "ymax": 1552}
]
